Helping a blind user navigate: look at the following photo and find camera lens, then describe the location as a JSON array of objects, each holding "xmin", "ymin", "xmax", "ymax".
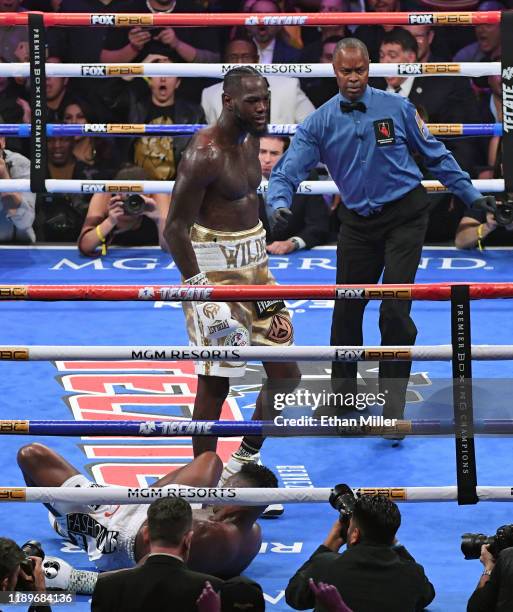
[
  {"xmin": 122, "ymin": 194, "xmax": 145, "ymax": 216},
  {"xmin": 461, "ymin": 533, "xmax": 494, "ymax": 560}
]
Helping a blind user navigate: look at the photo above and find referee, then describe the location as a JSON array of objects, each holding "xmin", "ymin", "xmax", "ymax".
[{"xmin": 267, "ymin": 38, "xmax": 493, "ymax": 426}]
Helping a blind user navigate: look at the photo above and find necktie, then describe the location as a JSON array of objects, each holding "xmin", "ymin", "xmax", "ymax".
[{"xmin": 340, "ymin": 101, "xmax": 367, "ymax": 114}]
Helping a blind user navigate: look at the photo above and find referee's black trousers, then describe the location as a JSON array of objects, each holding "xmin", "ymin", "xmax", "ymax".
[{"xmin": 330, "ymin": 185, "xmax": 430, "ymax": 419}]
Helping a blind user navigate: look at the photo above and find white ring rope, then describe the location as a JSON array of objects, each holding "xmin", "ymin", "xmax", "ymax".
[
  {"xmin": 2, "ymin": 485, "xmax": 512, "ymax": 505},
  {"xmin": 0, "ymin": 62, "xmax": 501, "ymax": 79},
  {"xmin": 0, "ymin": 179, "xmax": 504, "ymax": 195},
  {"xmin": 2, "ymin": 345, "xmax": 513, "ymax": 361}
]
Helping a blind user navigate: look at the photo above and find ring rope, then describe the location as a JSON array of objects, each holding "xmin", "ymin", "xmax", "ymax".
[
  {"xmin": 0, "ymin": 62, "xmax": 500, "ymax": 79},
  {"xmin": 1, "ymin": 344, "xmax": 513, "ymax": 361},
  {"xmin": 0, "ymin": 11, "xmax": 501, "ymax": 27},
  {"xmin": 0, "ymin": 178, "xmax": 502, "ymax": 195},
  {"xmin": 0, "ymin": 123, "xmax": 502, "ymax": 138},
  {"xmin": 0, "ymin": 485, "xmax": 511, "ymax": 505},
  {"xmin": 3, "ymin": 283, "xmax": 513, "ymax": 301},
  {"xmin": 2, "ymin": 419, "xmax": 513, "ymax": 437}
]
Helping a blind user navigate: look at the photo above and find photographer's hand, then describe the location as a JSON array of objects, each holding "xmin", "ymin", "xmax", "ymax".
[
  {"xmin": 128, "ymin": 27, "xmax": 151, "ymax": 52},
  {"xmin": 31, "ymin": 557, "xmax": 47, "ymax": 593},
  {"xmin": 141, "ymin": 195, "xmax": 160, "ymax": 221},
  {"xmin": 480, "ymin": 545, "xmax": 496, "ymax": 573},
  {"xmin": 323, "ymin": 519, "xmax": 346, "ymax": 552},
  {"xmin": 107, "ymin": 196, "xmax": 126, "ymax": 226}
]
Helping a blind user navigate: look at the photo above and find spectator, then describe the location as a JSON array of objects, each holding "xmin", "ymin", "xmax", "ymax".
[
  {"xmin": 244, "ymin": 0, "xmax": 302, "ymax": 63},
  {"xmin": 0, "ymin": 0, "xmax": 28, "ymax": 64},
  {"xmin": 77, "ymin": 165, "xmax": 170, "ymax": 256},
  {"xmin": 91, "ymin": 498, "xmax": 223, "ymax": 612},
  {"xmin": 453, "ymin": 0, "xmax": 504, "ymax": 62},
  {"xmin": 259, "ymin": 135, "xmax": 330, "ymax": 253},
  {"xmin": 301, "ymin": 35, "xmax": 342, "ymax": 108},
  {"xmin": 467, "ymin": 543, "xmax": 513, "ymax": 611},
  {"xmin": 34, "ymin": 136, "xmax": 100, "ymax": 242},
  {"xmin": 0, "ymin": 537, "xmax": 51, "ymax": 612},
  {"xmin": 375, "ymin": 28, "xmax": 482, "ymax": 176},
  {"xmin": 285, "ymin": 495, "xmax": 435, "ymax": 611},
  {"xmin": 0, "ymin": 133, "xmax": 35, "ymax": 243},
  {"xmin": 300, "ymin": 0, "xmax": 350, "ymax": 61},
  {"xmin": 401, "ymin": 24, "xmax": 451, "ymax": 62},
  {"xmin": 201, "ymin": 37, "xmax": 315, "ymax": 124},
  {"xmin": 45, "ymin": 56, "xmax": 72, "ymax": 123},
  {"xmin": 123, "ymin": 57, "xmax": 205, "ymax": 180},
  {"xmin": 62, "ymin": 95, "xmax": 121, "ymax": 177},
  {"xmin": 354, "ymin": 0, "xmax": 400, "ymax": 62},
  {"xmin": 478, "ymin": 73, "xmax": 502, "ymax": 180},
  {"xmin": 100, "ymin": 0, "xmax": 220, "ymax": 65}
]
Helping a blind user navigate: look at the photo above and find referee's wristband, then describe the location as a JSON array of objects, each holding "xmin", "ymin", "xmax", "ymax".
[{"xmin": 290, "ymin": 236, "xmax": 306, "ymax": 251}]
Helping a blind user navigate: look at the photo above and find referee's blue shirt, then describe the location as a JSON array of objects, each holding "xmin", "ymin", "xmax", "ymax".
[{"xmin": 267, "ymin": 86, "xmax": 482, "ymax": 217}]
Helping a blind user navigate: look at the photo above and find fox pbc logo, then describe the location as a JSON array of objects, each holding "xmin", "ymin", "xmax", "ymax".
[
  {"xmin": 81, "ymin": 65, "xmax": 144, "ymax": 77},
  {"xmin": 355, "ymin": 487, "xmax": 407, "ymax": 500},
  {"xmin": 398, "ymin": 63, "xmax": 422, "ymax": 75},
  {"xmin": 429, "ymin": 124, "xmax": 463, "ymax": 136},
  {"xmin": 408, "ymin": 13, "xmax": 434, "ymax": 24},
  {"xmin": 0, "ymin": 285, "xmax": 27, "ymax": 298},
  {"xmin": 0, "ymin": 420, "xmax": 29, "ymax": 433},
  {"xmin": 0, "ymin": 349, "xmax": 29, "ymax": 360},
  {"xmin": 81, "ymin": 183, "xmax": 144, "ymax": 193},
  {"xmin": 0, "ymin": 488, "xmax": 26, "ymax": 501},
  {"xmin": 365, "ymin": 289, "xmax": 411, "ymax": 299},
  {"xmin": 364, "ymin": 349, "xmax": 411, "ymax": 360},
  {"xmin": 90, "ymin": 14, "xmax": 153, "ymax": 26},
  {"xmin": 335, "ymin": 349, "xmax": 364, "ymax": 361}
]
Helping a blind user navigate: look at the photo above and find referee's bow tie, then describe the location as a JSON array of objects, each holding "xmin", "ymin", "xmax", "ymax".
[{"xmin": 340, "ymin": 101, "xmax": 367, "ymax": 113}]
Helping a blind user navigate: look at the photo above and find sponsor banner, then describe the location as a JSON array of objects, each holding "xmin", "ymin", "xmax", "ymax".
[
  {"xmin": 334, "ymin": 349, "xmax": 412, "ymax": 361},
  {"xmin": 0, "ymin": 420, "xmax": 29, "ymax": 433},
  {"xmin": 90, "ymin": 14, "xmax": 154, "ymax": 26},
  {"xmin": 429, "ymin": 124, "xmax": 464, "ymax": 136},
  {"xmin": 0, "ymin": 348, "xmax": 29, "ymax": 360},
  {"xmin": 335, "ymin": 288, "xmax": 412, "ymax": 299},
  {"xmin": 80, "ymin": 65, "xmax": 144, "ymax": 77},
  {"xmin": 0, "ymin": 488, "xmax": 26, "ymax": 501},
  {"xmin": 407, "ymin": 13, "xmax": 473, "ymax": 25},
  {"xmin": 83, "ymin": 124, "xmax": 146, "ymax": 134},
  {"xmin": 244, "ymin": 15, "xmax": 308, "ymax": 26},
  {"xmin": 221, "ymin": 63, "xmax": 314, "ymax": 76},
  {"xmin": 355, "ymin": 487, "xmax": 407, "ymax": 500},
  {"xmin": 398, "ymin": 63, "xmax": 461, "ymax": 75},
  {"xmin": 0, "ymin": 285, "xmax": 28, "ymax": 298},
  {"xmin": 80, "ymin": 182, "xmax": 144, "ymax": 194}
]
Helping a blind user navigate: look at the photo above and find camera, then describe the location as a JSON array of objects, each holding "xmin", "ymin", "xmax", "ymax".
[
  {"xmin": 461, "ymin": 524, "xmax": 513, "ymax": 560},
  {"xmin": 122, "ymin": 194, "xmax": 146, "ymax": 216},
  {"xmin": 15, "ymin": 540, "xmax": 45, "ymax": 590},
  {"xmin": 329, "ymin": 484, "xmax": 357, "ymax": 540},
  {"xmin": 493, "ymin": 202, "xmax": 513, "ymax": 227}
]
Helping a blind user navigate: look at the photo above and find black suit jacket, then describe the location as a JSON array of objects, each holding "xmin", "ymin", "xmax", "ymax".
[
  {"xmin": 272, "ymin": 37, "xmax": 302, "ymax": 63},
  {"xmin": 259, "ymin": 172, "xmax": 330, "ymax": 249},
  {"xmin": 285, "ymin": 543, "xmax": 435, "ymax": 612},
  {"xmin": 91, "ymin": 554, "xmax": 223, "ymax": 612},
  {"xmin": 467, "ymin": 547, "xmax": 513, "ymax": 612},
  {"xmin": 370, "ymin": 74, "xmax": 483, "ymax": 174}
]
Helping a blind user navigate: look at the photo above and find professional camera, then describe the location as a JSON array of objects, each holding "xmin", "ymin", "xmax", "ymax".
[
  {"xmin": 15, "ymin": 540, "xmax": 45, "ymax": 590},
  {"xmin": 461, "ymin": 524, "xmax": 513, "ymax": 560},
  {"xmin": 122, "ymin": 194, "xmax": 146, "ymax": 216},
  {"xmin": 329, "ymin": 484, "xmax": 357, "ymax": 540},
  {"xmin": 493, "ymin": 201, "xmax": 513, "ymax": 227}
]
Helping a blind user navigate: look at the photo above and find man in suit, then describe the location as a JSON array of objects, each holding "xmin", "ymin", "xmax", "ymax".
[
  {"xmin": 243, "ymin": 0, "xmax": 302, "ymax": 64},
  {"xmin": 375, "ymin": 27, "xmax": 482, "ymax": 176},
  {"xmin": 285, "ymin": 495, "xmax": 435, "ymax": 611},
  {"xmin": 201, "ymin": 37, "xmax": 314, "ymax": 125},
  {"xmin": 259, "ymin": 135, "xmax": 330, "ymax": 254},
  {"xmin": 91, "ymin": 497, "xmax": 223, "ymax": 612}
]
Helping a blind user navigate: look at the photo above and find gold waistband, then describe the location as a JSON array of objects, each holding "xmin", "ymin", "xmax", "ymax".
[{"xmin": 190, "ymin": 221, "xmax": 264, "ymax": 243}]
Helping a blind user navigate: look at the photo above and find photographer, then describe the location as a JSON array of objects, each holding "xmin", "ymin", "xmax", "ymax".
[
  {"xmin": 77, "ymin": 165, "xmax": 170, "ymax": 257},
  {"xmin": 463, "ymin": 524, "xmax": 513, "ymax": 611},
  {"xmin": 285, "ymin": 494, "xmax": 435, "ymax": 611},
  {"xmin": 0, "ymin": 135, "xmax": 35, "ymax": 244},
  {"xmin": 455, "ymin": 199, "xmax": 513, "ymax": 249},
  {"xmin": 0, "ymin": 537, "xmax": 51, "ymax": 611}
]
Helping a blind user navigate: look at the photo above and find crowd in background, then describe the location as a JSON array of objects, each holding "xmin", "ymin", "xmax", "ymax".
[{"xmin": 0, "ymin": 0, "xmax": 511, "ymax": 252}]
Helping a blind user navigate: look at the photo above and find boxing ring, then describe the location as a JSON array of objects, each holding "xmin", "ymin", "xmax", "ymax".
[{"xmin": 1, "ymin": 6, "xmax": 513, "ymax": 611}]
